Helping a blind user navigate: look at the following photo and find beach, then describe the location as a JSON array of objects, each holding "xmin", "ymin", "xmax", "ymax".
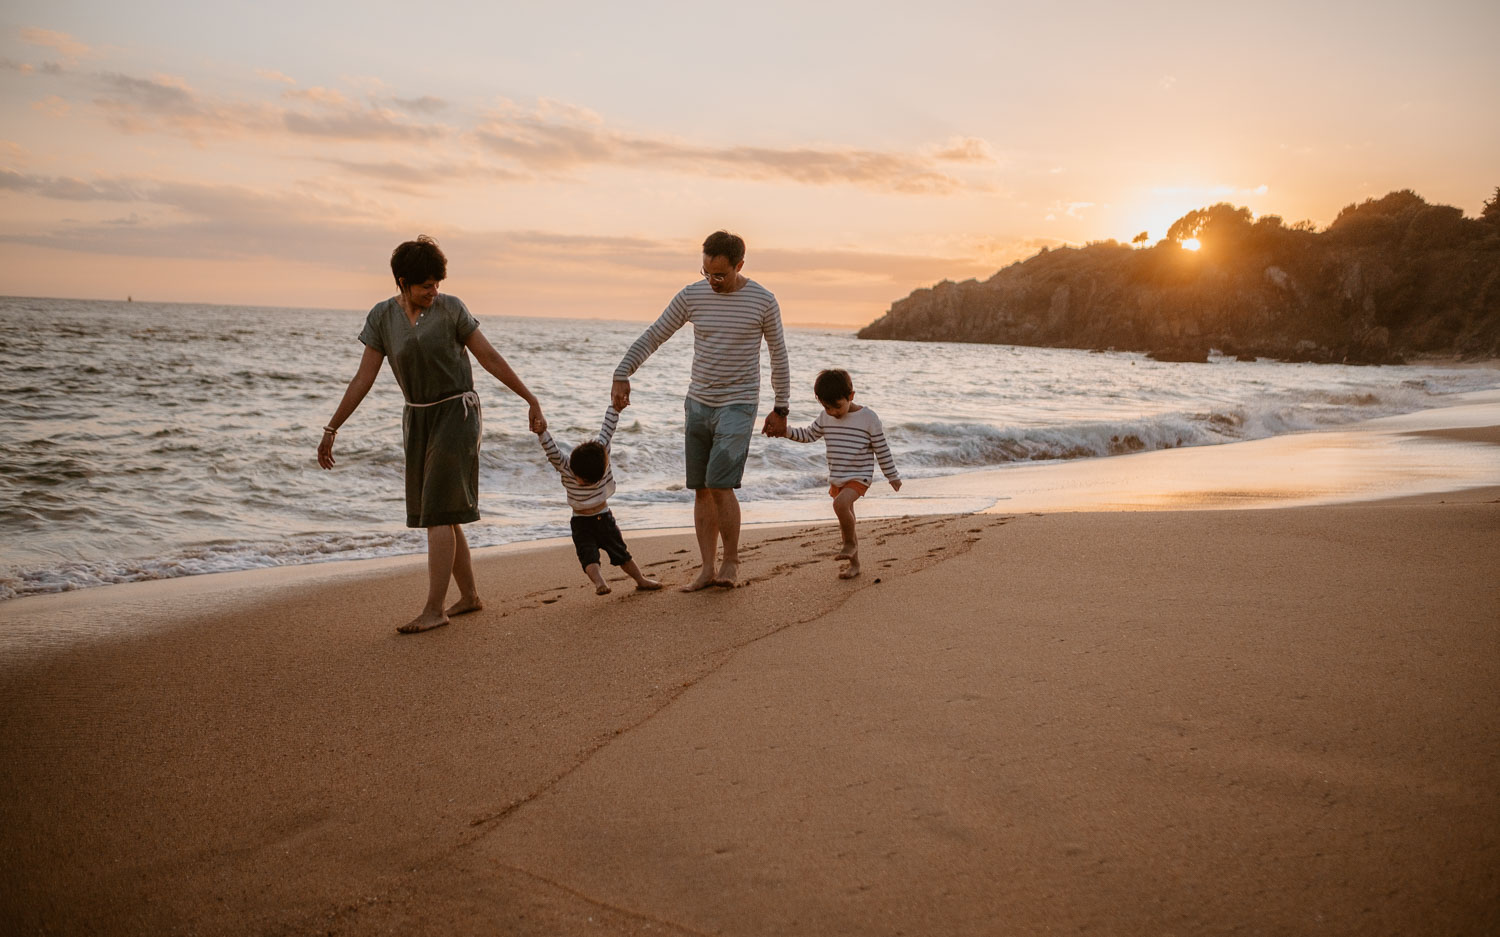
[{"xmin": 2, "ymin": 418, "xmax": 1497, "ymax": 934}]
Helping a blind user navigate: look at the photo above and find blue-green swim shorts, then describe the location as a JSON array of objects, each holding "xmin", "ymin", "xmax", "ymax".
[{"xmin": 683, "ymin": 398, "xmax": 756, "ymax": 489}]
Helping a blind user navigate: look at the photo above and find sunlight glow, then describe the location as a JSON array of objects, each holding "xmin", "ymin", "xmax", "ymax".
[{"xmin": 1181, "ymin": 238, "xmax": 1202, "ymax": 251}]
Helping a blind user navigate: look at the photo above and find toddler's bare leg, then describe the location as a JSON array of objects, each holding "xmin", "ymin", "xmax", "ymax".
[
  {"xmin": 833, "ymin": 489, "xmax": 861, "ymax": 561},
  {"xmin": 839, "ymin": 552, "xmax": 862, "ymax": 579},
  {"xmin": 585, "ymin": 563, "xmax": 611, "ymax": 595},
  {"xmin": 621, "ymin": 559, "xmax": 663, "ymax": 591}
]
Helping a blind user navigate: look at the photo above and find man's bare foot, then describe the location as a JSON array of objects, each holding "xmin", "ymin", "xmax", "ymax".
[
  {"xmin": 595, "ymin": 582, "xmax": 612, "ymax": 595},
  {"xmin": 838, "ymin": 560, "xmax": 861, "ymax": 580},
  {"xmin": 397, "ymin": 610, "xmax": 450, "ymax": 634},
  {"xmin": 634, "ymin": 578, "xmax": 663, "ymax": 591},
  {"xmin": 680, "ymin": 568, "xmax": 717, "ymax": 592},
  {"xmin": 445, "ymin": 595, "xmax": 483, "ymax": 617},
  {"xmin": 835, "ymin": 542, "xmax": 858, "ymax": 561},
  {"xmin": 711, "ymin": 560, "xmax": 739, "ymax": 588}
]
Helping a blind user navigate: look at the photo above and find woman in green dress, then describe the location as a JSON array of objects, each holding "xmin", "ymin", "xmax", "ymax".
[{"xmin": 317, "ymin": 236, "xmax": 546, "ymax": 634}]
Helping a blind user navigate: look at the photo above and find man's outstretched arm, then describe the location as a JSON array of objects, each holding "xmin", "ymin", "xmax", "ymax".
[{"xmin": 612, "ymin": 292, "xmax": 691, "ymax": 409}]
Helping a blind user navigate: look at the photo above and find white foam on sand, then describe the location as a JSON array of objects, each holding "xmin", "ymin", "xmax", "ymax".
[{"xmin": 904, "ymin": 389, "xmax": 1500, "ymax": 513}]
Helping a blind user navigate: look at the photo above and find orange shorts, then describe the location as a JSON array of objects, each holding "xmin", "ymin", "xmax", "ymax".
[{"xmin": 828, "ymin": 479, "xmax": 870, "ymax": 499}]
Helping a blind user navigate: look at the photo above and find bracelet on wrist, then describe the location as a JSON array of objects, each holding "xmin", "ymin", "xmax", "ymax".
[{"xmin": 323, "ymin": 426, "xmax": 338, "ymax": 436}]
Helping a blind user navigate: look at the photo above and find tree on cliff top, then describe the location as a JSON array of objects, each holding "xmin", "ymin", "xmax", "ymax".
[
  {"xmin": 1482, "ymin": 187, "xmax": 1500, "ymax": 225},
  {"xmin": 1165, "ymin": 203, "xmax": 1253, "ymax": 253},
  {"xmin": 1330, "ymin": 189, "xmax": 1428, "ymax": 228}
]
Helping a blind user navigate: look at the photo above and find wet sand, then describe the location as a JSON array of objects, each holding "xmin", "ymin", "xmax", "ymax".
[{"xmin": 2, "ymin": 480, "xmax": 1497, "ymax": 934}]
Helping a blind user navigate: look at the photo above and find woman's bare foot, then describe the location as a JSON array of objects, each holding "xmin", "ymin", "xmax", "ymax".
[
  {"xmin": 711, "ymin": 560, "xmax": 739, "ymax": 587},
  {"xmin": 835, "ymin": 542, "xmax": 858, "ymax": 561},
  {"xmin": 398, "ymin": 610, "xmax": 450, "ymax": 634},
  {"xmin": 634, "ymin": 578, "xmax": 663, "ymax": 591},
  {"xmin": 838, "ymin": 558, "xmax": 861, "ymax": 580},
  {"xmin": 445, "ymin": 595, "xmax": 483, "ymax": 617},
  {"xmin": 681, "ymin": 568, "xmax": 718, "ymax": 592},
  {"xmin": 595, "ymin": 582, "xmax": 613, "ymax": 595}
]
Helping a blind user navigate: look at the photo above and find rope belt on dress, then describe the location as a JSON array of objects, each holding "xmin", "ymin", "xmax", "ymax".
[{"xmin": 404, "ymin": 390, "xmax": 482, "ymax": 440}]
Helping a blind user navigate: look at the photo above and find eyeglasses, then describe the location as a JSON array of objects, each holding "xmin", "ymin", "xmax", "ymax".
[{"xmin": 700, "ymin": 268, "xmax": 731, "ymax": 284}]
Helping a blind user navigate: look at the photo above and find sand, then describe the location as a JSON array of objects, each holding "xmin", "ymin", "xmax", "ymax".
[{"xmin": 2, "ymin": 481, "xmax": 1498, "ymax": 935}]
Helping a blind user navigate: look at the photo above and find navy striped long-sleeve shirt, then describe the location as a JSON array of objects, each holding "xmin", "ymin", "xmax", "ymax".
[
  {"xmin": 784, "ymin": 405, "xmax": 900, "ymax": 486},
  {"xmin": 538, "ymin": 407, "xmax": 620, "ymax": 514},
  {"xmin": 613, "ymin": 279, "xmax": 791, "ymax": 409}
]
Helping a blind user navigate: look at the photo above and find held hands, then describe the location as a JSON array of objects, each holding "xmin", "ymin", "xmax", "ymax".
[
  {"xmin": 611, "ymin": 379, "xmax": 630, "ymax": 411},
  {"xmin": 761, "ymin": 410, "xmax": 787, "ymax": 438},
  {"xmin": 528, "ymin": 402, "xmax": 547, "ymax": 434}
]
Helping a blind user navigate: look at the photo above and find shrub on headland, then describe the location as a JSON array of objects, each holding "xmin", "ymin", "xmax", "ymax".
[{"xmin": 858, "ymin": 188, "xmax": 1500, "ymax": 363}]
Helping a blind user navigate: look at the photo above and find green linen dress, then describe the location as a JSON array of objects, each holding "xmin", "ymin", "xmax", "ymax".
[{"xmin": 358, "ymin": 294, "xmax": 483, "ymax": 528}]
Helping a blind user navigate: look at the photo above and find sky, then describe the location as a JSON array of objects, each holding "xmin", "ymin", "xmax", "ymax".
[{"xmin": 1, "ymin": 0, "xmax": 1496, "ymax": 326}]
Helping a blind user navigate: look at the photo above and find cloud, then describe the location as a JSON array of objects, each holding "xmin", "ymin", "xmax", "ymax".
[
  {"xmin": 930, "ymin": 137, "xmax": 994, "ymax": 163},
  {"xmin": 0, "ymin": 175, "xmax": 395, "ymax": 269},
  {"xmin": 317, "ymin": 157, "xmax": 529, "ymax": 189},
  {"xmin": 19, "ymin": 28, "xmax": 91, "ymax": 61},
  {"xmin": 86, "ymin": 70, "xmax": 446, "ymax": 142},
  {"xmin": 1048, "ymin": 200, "xmax": 1095, "ymax": 219},
  {"xmin": 1150, "ymin": 183, "xmax": 1271, "ymax": 199},
  {"xmin": 282, "ymin": 107, "xmax": 440, "ymax": 142},
  {"xmin": 473, "ymin": 102, "xmax": 992, "ymax": 195},
  {"xmin": 255, "ymin": 69, "xmax": 297, "ymax": 85},
  {"xmin": 392, "ymin": 96, "xmax": 447, "ymax": 115},
  {"xmin": 0, "ymin": 169, "xmax": 144, "ymax": 201},
  {"xmin": 284, "ymin": 86, "xmax": 351, "ymax": 106},
  {"xmin": 31, "ymin": 95, "xmax": 70, "ymax": 117},
  {"xmin": 94, "ymin": 71, "xmax": 278, "ymax": 137}
]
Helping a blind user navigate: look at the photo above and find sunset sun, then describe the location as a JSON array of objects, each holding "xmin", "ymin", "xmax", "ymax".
[{"xmin": 1182, "ymin": 237, "xmax": 1202, "ymax": 251}]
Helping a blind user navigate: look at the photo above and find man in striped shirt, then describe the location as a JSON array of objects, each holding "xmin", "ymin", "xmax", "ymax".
[{"xmin": 611, "ymin": 231, "xmax": 792, "ymax": 591}]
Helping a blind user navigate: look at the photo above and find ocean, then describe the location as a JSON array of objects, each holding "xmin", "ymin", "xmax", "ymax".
[{"xmin": 3, "ymin": 295, "xmax": 1498, "ymax": 600}]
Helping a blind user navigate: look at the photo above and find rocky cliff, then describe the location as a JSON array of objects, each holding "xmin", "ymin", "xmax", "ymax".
[{"xmin": 858, "ymin": 190, "xmax": 1500, "ymax": 363}]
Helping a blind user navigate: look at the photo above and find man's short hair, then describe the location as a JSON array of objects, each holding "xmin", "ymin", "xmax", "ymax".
[
  {"xmin": 702, "ymin": 230, "xmax": 746, "ymax": 266},
  {"xmin": 570, "ymin": 441, "xmax": 607, "ymax": 484},
  {"xmin": 391, "ymin": 235, "xmax": 447, "ymax": 288},
  {"xmin": 814, "ymin": 369, "xmax": 855, "ymax": 405}
]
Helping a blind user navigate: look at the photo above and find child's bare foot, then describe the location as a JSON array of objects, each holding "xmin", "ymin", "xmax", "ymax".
[
  {"xmin": 835, "ymin": 542, "xmax": 858, "ymax": 561},
  {"xmin": 445, "ymin": 595, "xmax": 483, "ymax": 617},
  {"xmin": 711, "ymin": 560, "xmax": 739, "ymax": 587},
  {"xmin": 634, "ymin": 578, "xmax": 663, "ymax": 591},
  {"xmin": 838, "ymin": 558, "xmax": 861, "ymax": 580},
  {"xmin": 397, "ymin": 610, "xmax": 449, "ymax": 634},
  {"xmin": 681, "ymin": 568, "xmax": 717, "ymax": 592},
  {"xmin": 595, "ymin": 582, "xmax": 613, "ymax": 595}
]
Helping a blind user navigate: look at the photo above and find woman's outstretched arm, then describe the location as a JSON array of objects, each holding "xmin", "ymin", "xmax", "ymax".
[
  {"xmin": 465, "ymin": 328, "xmax": 546, "ymax": 433},
  {"xmin": 317, "ymin": 345, "xmax": 384, "ymax": 469}
]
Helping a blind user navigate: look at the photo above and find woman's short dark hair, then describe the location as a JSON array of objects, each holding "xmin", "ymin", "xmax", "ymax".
[
  {"xmin": 569, "ymin": 441, "xmax": 607, "ymax": 485},
  {"xmin": 391, "ymin": 236, "xmax": 447, "ymax": 288},
  {"xmin": 813, "ymin": 369, "xmax": 855, "ymax": 405},
  {"xmin": 701, "ymin": 230, "xmax": 745, "ymax": 266}
]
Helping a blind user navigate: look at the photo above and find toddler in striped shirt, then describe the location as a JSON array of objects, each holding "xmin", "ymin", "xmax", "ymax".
[
  {"xmin": 774, "ymin": 369, "xmax": 901, "ymax": 579},
  {"xmin": 537, "ymin": 405, "xmax": 663, "ymax": 595}
]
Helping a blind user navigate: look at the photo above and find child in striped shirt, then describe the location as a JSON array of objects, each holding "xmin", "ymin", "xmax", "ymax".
[
  {"xmin": 537, "ymin": 405, "xmax": 663, "ymax": 595},
  {"xmin": 774, "ymin": 369, "xmax": 901, "ymax": 579}
]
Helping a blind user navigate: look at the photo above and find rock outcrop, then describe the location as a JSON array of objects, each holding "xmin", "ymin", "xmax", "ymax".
[{"xmin": 858, "ymin": 190, "xmax": 1500, "ymax": 363}]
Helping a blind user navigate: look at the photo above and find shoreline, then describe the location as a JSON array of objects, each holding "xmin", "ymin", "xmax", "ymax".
[{"xmin": 3, "ymin": 388, "xmax": 1498, "ymax": 609}]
